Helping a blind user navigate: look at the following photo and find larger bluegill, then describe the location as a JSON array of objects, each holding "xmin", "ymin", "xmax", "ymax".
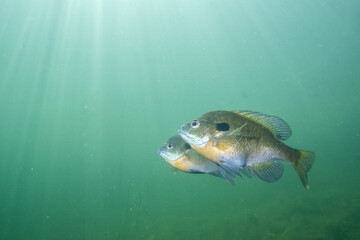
[
  {"xmin": 178, "ymin": 110, "xmax": 315, "ymax": 188},
  {"xmin": 158, "ymin": 135, "xmax": 236, "ymax": 184}
]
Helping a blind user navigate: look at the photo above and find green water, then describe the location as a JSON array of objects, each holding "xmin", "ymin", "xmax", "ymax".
[{"xmin": 0, "ymin": 0, "xmax": 359, "ymax": 239}]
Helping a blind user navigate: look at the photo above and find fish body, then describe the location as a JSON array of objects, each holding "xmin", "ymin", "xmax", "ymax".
[
  {"xmin": 158, "ymin": 135, "xmax": 235, "ymax": 184},
  {"xmin": 178, "ymin": 110, "xmax": 315, "ymax": 188}
]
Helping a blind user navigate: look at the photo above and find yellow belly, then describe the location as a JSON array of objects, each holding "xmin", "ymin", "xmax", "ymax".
[
  {"xmin": 191, "ymin": 140, "xmax": 222, "ymax": 164},
  {"xmin": 168, "ymin": 156, "xmax": 192, "ymax": 172}
]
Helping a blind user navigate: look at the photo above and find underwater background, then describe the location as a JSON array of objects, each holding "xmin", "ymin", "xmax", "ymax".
[{"xmin": 0, "ymin": 0, "xmax": 359, "ymax": 239}]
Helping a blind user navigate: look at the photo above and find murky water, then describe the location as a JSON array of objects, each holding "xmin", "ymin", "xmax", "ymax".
[{"xmin": 0, "ymin": 0, "xmax": 359, "ymax": 239}]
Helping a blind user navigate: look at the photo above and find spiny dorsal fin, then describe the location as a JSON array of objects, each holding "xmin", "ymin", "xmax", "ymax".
[
  {"xmin": 248, "ymin": 160, "xmax": 284, "ymax": 183},
  {"xmin": 232, "ymin": 110, "xmax": 292, "ymax": 141}
]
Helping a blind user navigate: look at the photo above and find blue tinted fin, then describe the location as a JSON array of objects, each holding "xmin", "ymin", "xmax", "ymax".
[
  {"xmin": 218, "ymin": 162, "xmax": 243, "ymax": 178},
  {"xmin": 239, "ymin": 167, "xmax": 253, "ymax": 178},
  {"xmin": 249, "ymin": 160, "xmax": 284, "ymax": 183},
  {"xmin": 218, "ymin": 167, "xmax": 236, "ymax": 185},
  {"xmin": 208, "ymin": 170, "xmax": 223, "ymax": 178}
]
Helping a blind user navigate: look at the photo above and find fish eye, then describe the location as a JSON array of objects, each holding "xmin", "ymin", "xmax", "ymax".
[
  {"xmin": 167, "ymin": 144, "xmax": 173, "ymax": 149},
  {"xmin": 190, "ymin": 120, "xmax": 200, "ymax": 128},
  {"xmin": 216, "ymin": 122, "xmax": 230, "ymax": 131},
  {"xmin": 184, "ymin": 143, "xmax": 191, "ymax": 149}
]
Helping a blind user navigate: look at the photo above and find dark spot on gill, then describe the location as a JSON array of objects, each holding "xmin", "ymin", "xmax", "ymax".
[
  {"xmin": 184, "ymin": 143, "xmax": 191, "ymax": 149},
  {"xmin": 216, "ymin": 122, "xmax": 230, "ymax": 131}
]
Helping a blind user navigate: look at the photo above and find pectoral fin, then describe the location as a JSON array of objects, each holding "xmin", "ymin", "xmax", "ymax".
[
  {"xmin": 218, "ymin": 161, "xmax": 243, "ymax": 178},
  {"xmin": 218, "ymin": 167, "xmax": 236, "ymax": 185},
  {"xmin": 239, "ymin": 167, "xmax": 253, "ymax": 178},
  {"xmin": 227, "ymin": 122, "xmax": 248, "ymax": 137},
  {"xmin": 249, "ymin": 160, "xmax": 284, "ymax": 183}
]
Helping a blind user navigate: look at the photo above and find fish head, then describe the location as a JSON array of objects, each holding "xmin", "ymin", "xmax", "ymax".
[
  {"xmin": 178, "ymin": 110, "xmax": 242, "ymax": 149},
  {"xmin": 158, "ymin": 135, "xmax": 192, "ymax": 162}
]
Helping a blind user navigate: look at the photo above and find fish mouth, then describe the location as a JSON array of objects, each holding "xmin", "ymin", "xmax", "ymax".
[
  {"xmin": 158, "ymin": 147, "xmax": 182, "ymax": 162},
  {"xmin": 177, "ymin": 129, "xmax": 187, "ymax": 139},
  {"xmin": 157, "ymin": 148, "xmax": 165, "ymax": 157},
  {"xmin": 178, "ymin": 128, "xmax": 210, "ymax": 149},
  {"xmin": 178, "ymin": 129, "xmax": 193, "ymax": 143}
]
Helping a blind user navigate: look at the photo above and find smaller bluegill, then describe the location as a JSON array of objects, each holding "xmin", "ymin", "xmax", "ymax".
[{"xmin": 158, "ymin": 135, "xmax": 236, "ymax": 184}]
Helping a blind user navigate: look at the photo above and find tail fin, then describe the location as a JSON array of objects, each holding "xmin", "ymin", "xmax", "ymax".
[{"xmin": 293, "ymin": 150, "xmax": 315, "ymax": 188}]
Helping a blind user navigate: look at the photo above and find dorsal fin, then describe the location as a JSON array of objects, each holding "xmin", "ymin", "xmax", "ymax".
[{"xmin": 232, "ymin": 110, "xmax": 292, "ymax": 141}]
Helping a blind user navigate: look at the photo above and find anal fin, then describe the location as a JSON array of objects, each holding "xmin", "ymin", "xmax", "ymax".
[{"xmin": 249, "ymin": 160, "xmax": 284, "ymax": 183}]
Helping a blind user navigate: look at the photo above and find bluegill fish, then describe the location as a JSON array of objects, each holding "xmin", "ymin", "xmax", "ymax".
[
  {"xmin": 178, "ymin": 110, "xmax": 315, "ymax": 188},
  {"xmin": 158, "ymin": 135, "xmax": 236, "ymax": 184}
]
